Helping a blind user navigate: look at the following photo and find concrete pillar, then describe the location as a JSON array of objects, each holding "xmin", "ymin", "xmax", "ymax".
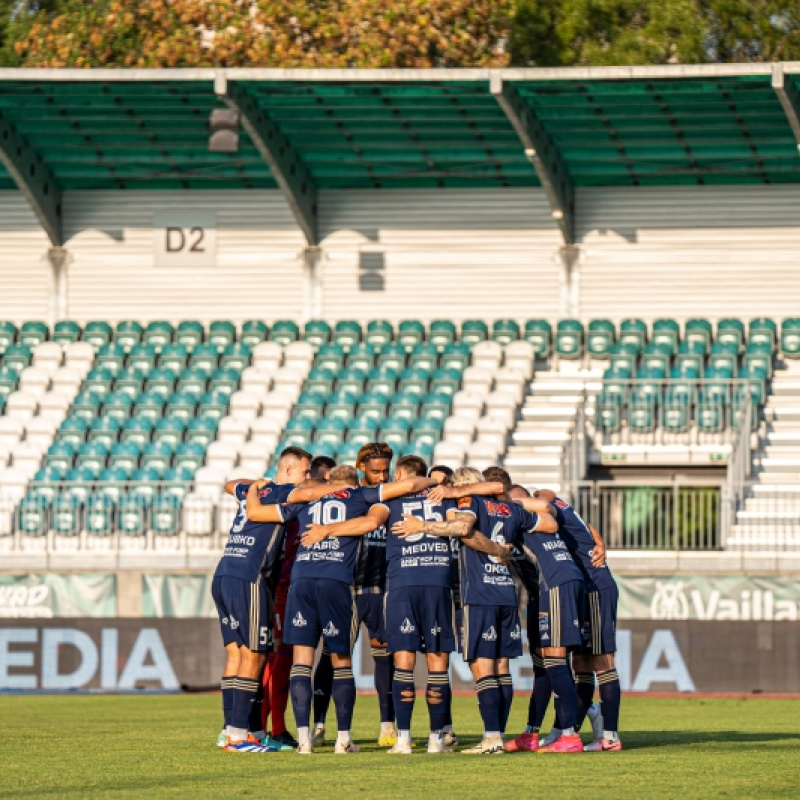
[
  {"xmin": 559, "ymin": 245, "xmax": 580, "ymax": 318},
  {"xmin": 116, "ymin": 570, "xmax": 143, "ymax": 618},
  {"xmin": 302, "ymin": 246, "xmax": 323, "ymax": 322},
  {"xmin": 47, "ymin": 246, "xmax": 69, "ymax": 326}
]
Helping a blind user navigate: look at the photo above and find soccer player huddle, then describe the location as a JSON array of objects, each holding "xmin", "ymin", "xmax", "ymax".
[{"xmin": 211, "ymin": 443, "xmax": 622, "ymax": 755}]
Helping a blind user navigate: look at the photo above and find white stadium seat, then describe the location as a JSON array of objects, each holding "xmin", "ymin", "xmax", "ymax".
[
  {"xmin": 472, "ymin": 340, "xmax": 503, "ymax": 369},
  {"xmin": 503, "ymin": 340, "xmax": 535, "ymax": 378},
  {"xmin": 462, "ymin": 367, "xmax": 494, "ymax": 394},
  {"xmin": 475, "ymin": 415, "xmax": 510, "ymax": 451},
  {"xmin": 443, "ymin": 416, "xmax": 476, "ymax": 447},
  {"xmin": 217, "ymin": 416, "xmax": 250, "ymax": 449},
  {"xmin": 0, "ymin": 417, "xmax": 24, "ymax": 449},
  {"xmin": 5, "ymin": 391, "xmax": 38, "ymax": 421},
  {"xmin": 284, "ymin": 341, "xmax": 315, "ymax": 369},
  {"xmin": 11, "ymin": 441, "xmax": 44, "ymax": 478},
  {"xmin": 206, "ymin": 441, "xmax": 238, "ymax": 474},
  {"xmin": 31, "ymin": 342, "xmax": 63, "ymax": 372},
  {"xmin": 433, "ymin": 441, "xmax": 466, "ymax": 467},
  {"xmin": 466, "ymin": 441, "xmax": 501, "ymax": 471},
  {"xmin": 195, "ymin": 467, "xmax": 227, "ymax": 497},
  {"xmin": 38, "ymin": 391, "xmax": 72, "ymax": 423},
  {"xmin": 0, "ymin": 466, "xmax": 29, "ymax": 501},
  {"xmin": 18, "ymin": 367, "xmax": 51, "ymax": 397},
  {"xmin": 493, "ymin": 367, "xmax": 526, "ymax": 404},
  {"xmin": 229, "ymin": 390, "xmax": 261, "ymax": 421},
  {"xmin": 182, "ymin": 492, "xmax": 215, "ymax": 537},
  {"xmin": 64, "ymin": 342, "xmax": 95, "ymax": 374},
  {"xmin": 252, "ymin": 341, "xmax": 283, "ymax": 369},
  {"xmin": 24, "ymin": 416, "xmax": 58, "ymax": 451},
  {"xmin": 240, "ymin": 366, "xmax": 273, "ymax": 394}
]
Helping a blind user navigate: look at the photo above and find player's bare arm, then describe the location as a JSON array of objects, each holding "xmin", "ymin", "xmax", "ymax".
[
  {"xmin": 381, "ymin": 475, "xmax": 439, "ymax": 501},
  {"xmin": 425, "ymin": 481, "xmax": 504, "ymax": 505},
  {"xmin": 301, "ymin": 506, "xmax": 390, "ymax": 548},
  {"xmin": 461, "ymin": 527, "xmax": 513, "ymax": 566},
  {"xmin": 533, "ymin": 488, "xmax": 557, "ymax": 503},
  {"xmin": 391, "ymin": 510, "xmax": 475, "ymax": 539},
  {"xmin": 589, "ymin": 523, "xmax": 607, "ymax": 568},
  {"xmin": 287, "ymin": 481, "xmax": 353, "ymax": 504},
  {"xmin": 512, "ymin": 498, "xmax": 560, "ymax": 534},
  {"xmin": 244, "ymin": 482, "xmax": 284, "ymax": 522}
]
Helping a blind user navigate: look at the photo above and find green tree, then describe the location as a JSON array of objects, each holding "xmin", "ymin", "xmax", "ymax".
[
  {"xmin": 510, "ymin": 0, "xmax": 707, "ymax": 66},
  {"xmin": 701, "ymin": 1, "xmax": 800, "ymax": 62}
]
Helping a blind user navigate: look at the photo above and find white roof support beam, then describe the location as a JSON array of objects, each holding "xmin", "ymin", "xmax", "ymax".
[
  {"xmin": 0, "ymin": 111, "xmax": 63, "ymax": 246},
  {"xmin": 216, "ymin": 75, "xmax": 319, "ymax": 246},
  {"xmin": 491, "ymin": 73, "xmax": 574, "ymax": 245},
  {"xmin": 772, "ymin": 64, "xmax": 800, "ymax": 152}
]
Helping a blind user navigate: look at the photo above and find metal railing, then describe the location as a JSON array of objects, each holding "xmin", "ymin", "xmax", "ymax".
[
  {"xmin": 720, "ymin": 391, "xmax": 753, "ymax": 538},
  {"xmin": 559, "ymin": 480, "xmax": 722, "ymax": 550},
  {"xmin": 560, "ymin": 390, "xmax": 587, "ymax": 485}
]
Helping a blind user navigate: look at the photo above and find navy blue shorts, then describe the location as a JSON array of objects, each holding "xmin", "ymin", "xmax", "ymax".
[
  {"xmin": 385, "ymin": 585, "xmax": 456, "ymax": 654},
  {"xmin": 538, "ymin": 580, "xmax": 586, "ymax": 650},
  {"xmin": 356, "ymin": 591, "xmax": 386, "ymax": 643},
  {"xmin": 461, "ymin": 604, "xmax": 523, "ymax": 661},
  {"xmin": 284, "ymin": 577, "xmax": 357, "ymax": 655},
  {"xmin": 454, "ymin": 605, "xmax": 464, "ymax": 655},
  {"xmin": 211, "ymin": 575, "xmax": 272, "ymax": 652},
  {"xmin": 583, "ymin": 582, "xmax": 619, "ymax": 655},
  {"xmin": 525, "ymin": 596, "xmax": 537, "ymax": 651}
]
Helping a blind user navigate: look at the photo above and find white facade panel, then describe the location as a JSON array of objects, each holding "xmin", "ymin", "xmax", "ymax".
[
  {"xmin": 318, "ymin": 189, "xmax": 562, "ymax": 323},
  {"xmin": 576, "ymin": 186, "xmax": 800, "ymax": 321},
  {"xmin": 0, "ymin": 193, "xmax": 52, "ymax": 322},
  {"xmin": 62, "ymin": 191, "xmax": 306, "ymax": 324}
]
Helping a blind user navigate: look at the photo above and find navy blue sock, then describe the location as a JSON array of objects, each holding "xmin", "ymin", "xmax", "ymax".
[
  {"xmin": 426, "ymin": 671, "xmax": 450, "ymax": 734},
  {"xmin": 393, "ymin": 668, "xmax": 416, "ymax": 732},
  {"xmin": 290, "ymin": 664, "xmax": 313, "ymax": 730},
  {"xmin": 597, "ymin": 669, "xmax": 621, "ymax": 732},
  {"xmin": 230, "ymin": 677, "xmax": 260, "ymax": 734},
  {"xmin": 221, "ymin": 676, "xmax": 235, "ymax": 729},
  {"xmin": 476, "ymin": 676, "xmax": 502, "ymax": 734},
  {"xmin": 574, "ymin": 672, "xmax": 595, "ymax": 731},
  {"xmin": 332, "ymin": 666, "xmax": 357, "ymax": 732},
  {"xmin": 497, "ymin": 673, "xmax": 513, "ymax": 734},
  {"xmin": 544, "ymin": 657, "xmax": 578, "ymax": 731},
  {"xmin": 313, "ymin": 649, "xmax": 333, "ymax": 725},
  {"xmin": 372, "ymin": 646, "xmax": 395, "ymax": 724},
  {"xmin": 444, "ymin": 690, "xmax": 453, "ymax": 727},
  {"xmin": 529, "ymin": 655, "xmax": 551, "ymax": 729},
  {"xmin": 247, "ymin": 678, "xmax": 265, "ymax": 734}
]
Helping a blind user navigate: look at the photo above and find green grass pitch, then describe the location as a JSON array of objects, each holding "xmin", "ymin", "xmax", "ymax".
[{"xmin": 1, "ymin": 694, "xmax": 798, "ymax": 799}]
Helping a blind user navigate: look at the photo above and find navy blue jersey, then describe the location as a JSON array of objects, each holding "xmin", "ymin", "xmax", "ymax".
[
  {"xmin": 353, "ymin": 490, "xmax": 388, "ymax": 590},
  {"xmin": 511, "ymin": 503, "xmax": 584, "ymax": 592},
  {"xmin": 552, "ymin": 497, "xmax": 616, "ymax": 590},
  {"xmin": 214, "ymin": 482, "xmax": 296, "ymax": 583},
  {"xmin": 283, "ymin": 486, "xmax": 383, "ymax": 585},
  {"xmin": 455, "ymin": 496, "xmax": 522, "ymax": 607},
  {"xmin": 450, "ymin": 538, "xmax": 462, "ymax": 607},
  {"xmin": 379, "ymin": 492, "xmax": 456, "ymax": 589},
  {"xmin": 509, "ymin": 544, "xmax": 539, "ymax": 596}
]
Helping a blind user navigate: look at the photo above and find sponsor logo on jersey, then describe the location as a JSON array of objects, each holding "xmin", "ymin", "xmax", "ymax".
[
  {"xmin": 554, "ymin": 499, "xmax": 568, "ymax": 510},
  {"xmin": 229, "ymin": 615, "xmax": 240, "ymax": 630},
  {"xmin": 328, "ymin": 490, "xmax": 352, "ymax": 499},
  {"xmin": 457, "ymin": 497, "xmax": 472, "ymax": 510},
  {"xmin": 485, "ymin": 501, "xmax": 512, "ymax": 518},
  {"xmin": 431, "ymin": 623, "xmax": 442, "ymax": 635},
  {"xmin": 293, "ymin": 612, "xmax": 307, "ymax": 627},
  {"xmin": 258, "ymin": 487, "xmax": 272, "ymax": 499},
  {"xmin": 510, "ymin": 624, "xmax": 521, "ymax": 640},
  {"xmin": 400, "ymin": 618, "xmax": 416, "ymax": 634},
  {"xmin": 482, "ymin": 626, "xmax": 498, "ymax": 641},
  {"xmin": 323, "ymin": 621, "xmax": 339, "ymax": 637},
  {"xmin": 222, "ymin": 617, "xmax": 229, "ymax": 626}
]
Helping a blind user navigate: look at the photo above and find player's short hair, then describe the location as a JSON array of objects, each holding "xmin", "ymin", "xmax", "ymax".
[
  {"xmin": 483, "ymin": 466, "xmax": 512, "ymax": 492},
  {"xmin": 451, "ymin": 466, "xmax": 484, "ymax": 487},
  {"xmin": 356, "ymin": 442, "xmax": 393, "ymax": 466},
  {"xmin": 509, "ymin": 483, "xmax": 531, "ymax": 497},
  {"xmin": 310, "ymin": 455, "xmax": 336, "ymax": 480},
  {"xmin": 428, "ymin": 464, "xmax": 454, "ymax": 483},
  {"xmin": 396, "ymin": 454, "xmax": 427, "ymax": 477},
  {"xmin": 328, "ymin": 464, "xmax": 359, "ymax": 486},
  {"xmin": 279, "ymin": 446, "xmax": 313, "ymax": 464}
]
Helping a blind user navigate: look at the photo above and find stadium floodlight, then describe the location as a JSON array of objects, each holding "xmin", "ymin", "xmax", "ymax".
[{"xmin": 208, "ymin": 108, "xmax": 241, "ymax": 153}]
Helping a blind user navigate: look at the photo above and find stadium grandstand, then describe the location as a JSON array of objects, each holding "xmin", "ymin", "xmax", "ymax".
[{"xmin": 2, "ymin": 62, "xmax": 800, "ymax": 575}]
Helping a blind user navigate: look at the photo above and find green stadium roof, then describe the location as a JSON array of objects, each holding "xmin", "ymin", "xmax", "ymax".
[{"xmin": 1, "ymin": 64, "xmax": 800, "ymax": 246}]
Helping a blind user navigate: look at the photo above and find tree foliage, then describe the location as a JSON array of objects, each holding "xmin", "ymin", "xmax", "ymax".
[{"xmin": 4, "ymin": 1, "xmax": 800, "ymax": 69}]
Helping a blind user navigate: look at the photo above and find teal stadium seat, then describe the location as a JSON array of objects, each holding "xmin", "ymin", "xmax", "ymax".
[
  {"xmin": 608, "ymin": 342, "xmax": 637, "ymax": 375},
  {"xmin": 420, "ymin": 392, "xmax": 451, "ymax": 422},
  {"xmin": 619, "ymin": 318, "xmax": 647, "ymax": 351},
  {"xmin": 115, "ymin": 366, "xmax": 146, "ymax": 400},
  {"xmin": 153, "ymin": 417, "xmax": 186, "ymax": 448},
  {"xmin": 88, "ymin": 417, "xmax": 121, "ymax": 449},
  {"xmin": 0, "ymin": 321, "xmax": 17, "ymax": 355},
  {"xmin": 335, "ymin": 367, "xmax": 366, "ymax": 396},
  {"xmin": 208, "ymin": 367, "xmax": 240, "ymax": 396},
  {"xmin": 220, "ymin": 343, "xmax": 251, "ymax": 372},
  {"xmin": 186, "ymin": 418, "xmax": 217, "ymax": 448},
  {"xmin": 460, "ymin": 320, "xmax": 488, "ymax": 349},
  {"xmin": 316, "ymin": 343, "xmax": 346, "ymax": 372},
  {"xmin": 365, "ymin": 320, "xmax": 394, "ymax": 353},
  {"xmin": 555, "ymin": 319, "xmax": 583, "ymax": 359},
  {"xmin": 209, "ymin": 320, "xmax": 236, "ymax": 352},
  {"xmin": 366, "ymin": 366, "xmax": 398, "ymax": 396},
  {"xmin": 53, "ymin": 320, "xmax": 82, "ymax": 346},
  {"xmin": 0, "ymin": 365, "xmax": 18, "ymax": 399},
  {"xmin": 377, "ymin": 343, "xmax": 406, "ymax": 372},
  {"xmin": 356, "ymin": 392, "xmax": 388, "ymax": 423},
  {"xmin": 305, "ymin": 367, "xmax": 336, "ymax": 395},
  {"xmin": 45, "ymin": 442, "xmax": 75, "ymax": 472},
  {"xmin": 684, "ymin": 318, "xmax": 712, "ymax": 352},
  {"xmin": 110, "ymin": 441, "xmax": 142, "ymax": 472},
  {"xmin": 333, "ymin": 320, "xmax": 362, "ymax": 351},
  {"xmin": 129, "ymin": 344, "xmax": 158, "ymax": 373},
  {"xmin": 295, "ymin": 391, "xmax": 327, "ymax": 423},
  {"xmin": 56, "ymin": 418, "xmax": 88, "ymax": 448},
  {"xmin": 197, "ymin": 390, "xmax": 230, "ymax": 422},
  {"xmin": 83, "ymin": 320, "xmax": 113, "ymax": 350},
  {"xmin": 346, "ymin": 345, "xmax": 375, "ymax": 373},
  {"xmin": 269, "ymin": 320, "xmax": 299, "ymax": 346},
  {"xmin": 524, "ymin": 319, "xmax": 551, "ymax": 357},
  {"xmin": 748, "ymin": 317, "xmax": 776, "ymax": 349},
  {"xmin": 145, "ymin": 367, "xmax": 178, "ymax": 398},
  {"xmin": 71, "ymin": 391, "xmax": 102, "ymax": 422},
  {"xmin": 716, "ymin": 318, "xmax": 745, "ymax": 352},
  {"xmin": 84, "ymin": 366, "xmax": 115, "ymax": 399},
  {"xmin": 397, "ymin": 320, "xmax": 425, "ymax": 352},
  {"xmin": 743, "ymin": 341, "xmax": 773, "ymax": 378},
  {"xmin": 781, "ymin": 318, "xmax": 800, "ymax": 358},
  {"xmin": 325, "ymin": 391, "xmax": 357, "ymax": 424},
  {"xmin": 429, "ymin": 320, "xmax": 456, "ymax": 352},
  {"xmin": 587, "ymin": 319, "xmax": 615, "ymax": 357},
  {"xmin": 675, "ymin": 340, "xmax": 705, "ymax": 375},
  {"xmin": 241, "ymin": 320, "xmax": 268, "ymax": 349},
  {"xmin": 132, "ymin": 391, "xmax": 165, "ymax": 421},
  {"xmin": 18, "ymin": 493, "xmax": 51, "ymax": 537},
  {"xmin": 19, "ymin": 321, "xmax": 48, "ymax": 348},
  {"xmin": 303, "ymin": 320, "xmax": 331, "ymax": 349},
  {"xmin": 708, "ymin": 340, "xmax": 738, "ymax": 374},
  {"xmin": 177, "ymin": 367, "xmax": 209, "ymax": 396},
  {"xmin": 640, "ymin": 341, "xmax": 671, "ymax": 375},
  {"xmin": 314, "ymin": 418, "xmax": 347, "ymax": 447},
  {"xmin": 652, "ymin": 318, "xmax": 680, "ymax": 354},
  {"xmin": 144, "ymin": 321, "xmax": 174, "ymax": 353},
  {"xmin": 76, "ymin": 441, "xmax": 109, "ymax": 472},
  {"xmin": 174, "ymin": 442, "xmax": 205, "ymax": 473},
  {"xmin": 85, "ymin": 493, "xmax": 115, "ymax": 537},
  {"xmin": 409, "ymin": 343, "xmax": 439, "ymax": 372},
  {"xmin": 114, "ymin": 321, "xmax": 143, "ymax": 353},
  {"xmin": 440, "ymin": 342, "xmax": 470, "ymax": 372},
  {"xmin": 492, "ymin": 319, "xmax": 520, "ymax": 346},
  {"xmin": 2, "ymin": 344, "xmax": 32, "ymax": 373},
  {"xmin": 96, "ymin": 344, "xmax": 126, "ymax": 376},
  {"xmin": 142, "ymin": 441, "xmax": 174, "ymax": 472},
  {"xmin": 189, "ymin": 343, "xmax": 219, "ymax": 373},
  {"xmin": 175, "ymin": 320, "xmax": 204, "ymax": 352}
]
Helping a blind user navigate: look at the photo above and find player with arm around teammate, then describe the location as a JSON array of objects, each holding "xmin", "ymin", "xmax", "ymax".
[
  {"xmin": 247, "ymin": 464, "xmax": 438, "ymax": 754},
  {"xmin": 212, "ymin": 446, "xmax": 337, "ymax": 752}
]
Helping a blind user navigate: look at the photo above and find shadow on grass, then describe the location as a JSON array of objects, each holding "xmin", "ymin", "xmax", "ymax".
[{"xmin": 589, "ymin": 730, "xmax": 800, "ymax": 751}]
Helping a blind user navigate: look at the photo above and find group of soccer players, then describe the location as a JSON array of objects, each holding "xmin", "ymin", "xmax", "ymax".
[{"xmin": 211, "ymin": 443, "xmax": 622, "ymax": 755}]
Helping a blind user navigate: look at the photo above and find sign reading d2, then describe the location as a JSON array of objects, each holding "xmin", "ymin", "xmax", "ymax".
[{"xmin": 154, "ymin": 212, "xmax": 217, "ymax": 267}]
